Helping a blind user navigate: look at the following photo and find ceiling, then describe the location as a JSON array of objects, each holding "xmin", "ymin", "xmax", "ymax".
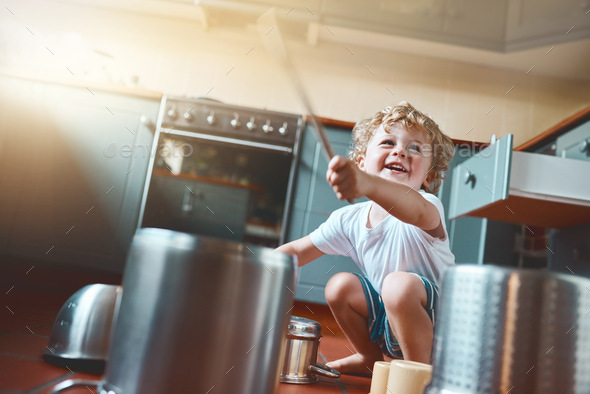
[
  {"xmin": 193, "ymin": 0, "xmax": 590, "ymax": 81},
  {"xmin": 74, "ymin": 0, "xmax": 590, "ymax": 81},
  {"xmin": 315, "ymin": 24, "xmax": 590, "ymax": 82}
]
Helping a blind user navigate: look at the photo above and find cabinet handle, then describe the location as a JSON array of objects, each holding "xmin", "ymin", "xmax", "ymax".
[
  {"xmin": 182, "ymin": 187, "xmax": 202, "ymax": 213},
  {"xmin": 140, "ymin": 115, "xmax": 156, "ymax": 133},
  {"xmin": 579, "ymin": 139, "xmax": 590, "ymax": 155},
  {"xmin": 573, "ymin": 247, "xmax": 589, "ymax": 262},
  {"xmin": 465, "ymin": 171, "xmax": 476, "ymax": 188}
]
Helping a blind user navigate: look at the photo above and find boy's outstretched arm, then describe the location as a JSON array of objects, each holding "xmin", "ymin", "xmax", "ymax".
[
  {"xmin": 327, "ymin": 155, "xmax": 443, "ymax": 237},
  {"xmin": 276, "ymin": 235, "xmax": 324, "ymax": 267}
]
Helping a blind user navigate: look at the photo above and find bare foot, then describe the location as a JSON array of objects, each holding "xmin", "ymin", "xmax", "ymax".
[{"xmin": 326, "ymin": 353, "xmax": 381, "ymax": 377}]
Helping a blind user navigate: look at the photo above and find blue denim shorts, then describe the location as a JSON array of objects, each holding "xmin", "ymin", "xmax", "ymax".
[{"xmin": 353, "ymin": 272, "xmax": 439, "ymax": 359}]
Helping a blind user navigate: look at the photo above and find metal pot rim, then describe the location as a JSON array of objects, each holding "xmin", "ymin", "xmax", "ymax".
[
  {"xmin": 287, "ymin": 316, "xmax": 322, "ymax": 340},
  {"xmin": 137, "ymin": 228, "xmax": 293, "ymax": 265}
]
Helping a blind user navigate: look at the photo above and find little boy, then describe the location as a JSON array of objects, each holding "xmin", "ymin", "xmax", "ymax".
[{"xmin": 277, "ymin": 102, "xmax": 455, "ymax": 375}]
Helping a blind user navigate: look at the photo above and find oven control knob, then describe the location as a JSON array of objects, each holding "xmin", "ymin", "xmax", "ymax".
[
  {"xmin": 183, "ymin": 110, "xmax": 194, "ymax": 122},
  {"xmin": 279, "ymin": 121, "xmax": 288, "ymax": 136},
  {"xmin": 262, "ymin": 120, "xmax": 274, "ymax": 134},
  {"xmin": 206, "ymin": 111, "xmax": 216, "ymax": 125},
  {"xmin": 167, "ymin": 105, "xmax": 178, "ymax": 120},
  {"xmin": 247, "ymin": 117, "xmax": 257, "ymax": 131},
  {"xmin": 230, "ymin": 113, "xmax": 241, "ymax": 129}
]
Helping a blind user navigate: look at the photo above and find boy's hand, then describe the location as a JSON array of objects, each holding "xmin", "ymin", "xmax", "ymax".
[{"xmin": 326, "ymin": 155, "xmax": 367, "ymax": 202}]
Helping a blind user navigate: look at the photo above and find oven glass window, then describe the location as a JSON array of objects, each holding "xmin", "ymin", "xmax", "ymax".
[{"xmin": 142, "ymin": 135, "xmax": 294, "ymax": 247}]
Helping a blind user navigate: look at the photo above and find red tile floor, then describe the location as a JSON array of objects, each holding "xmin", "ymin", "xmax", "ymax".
[{"xmin": 0, "ymin": 256, "xmax": 371, "ymax": 393}]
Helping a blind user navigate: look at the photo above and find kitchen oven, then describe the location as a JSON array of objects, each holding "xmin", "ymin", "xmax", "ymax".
[{"xmin": 137, "ymin": 96, "xmax": 303, "ymax": 247}]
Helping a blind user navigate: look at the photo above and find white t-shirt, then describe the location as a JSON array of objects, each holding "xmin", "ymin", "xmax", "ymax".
[{"xmin": 309, "ymin": 190, "xmax": 455, "ymax": 293}]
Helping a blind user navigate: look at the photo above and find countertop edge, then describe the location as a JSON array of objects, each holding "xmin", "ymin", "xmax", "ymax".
[
  {"xmin": 315, "ymin": 115, "xmax": 490, "ymax": 149},
  {"xmin": 515, "ymin": 106, "xmax": 590, "ymax": 152},
  {"xmin": 0, "ymin": 69, "xmax": 163, "ymax": 101}
]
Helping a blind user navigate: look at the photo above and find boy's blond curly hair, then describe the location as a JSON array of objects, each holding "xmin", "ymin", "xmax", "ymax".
[{"xmin": 350, "ymin": 102, "xmax": 455, "ymax": 194}]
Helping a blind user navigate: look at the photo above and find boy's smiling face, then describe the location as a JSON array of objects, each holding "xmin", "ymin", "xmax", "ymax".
[{"xmin": 357, "ymin": 124, "xmax": 433, "ymax": 190}]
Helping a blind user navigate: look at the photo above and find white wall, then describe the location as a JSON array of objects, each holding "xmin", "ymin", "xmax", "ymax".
[{"xmin": 2, "ymin": 0, "xmax": 589, "ymax": 146}]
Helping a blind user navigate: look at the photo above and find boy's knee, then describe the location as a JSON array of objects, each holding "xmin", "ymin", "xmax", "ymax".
[
  {"xmin": 381, "ymin": 272, "xmax": 424, "ymax": 310},
  {"xmin": 325, "ymin": 272, "xmax": 359, "ymax": 304}
]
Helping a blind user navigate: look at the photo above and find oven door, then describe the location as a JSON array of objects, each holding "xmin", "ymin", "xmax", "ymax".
[{"xmin": 139, "ymin": 131, "xmax": 296, "ymax": 247}]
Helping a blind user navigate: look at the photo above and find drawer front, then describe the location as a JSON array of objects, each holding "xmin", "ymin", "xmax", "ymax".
[{"xmin": 449, "ymin": 135, "xmax": 513, "ymax": 219}]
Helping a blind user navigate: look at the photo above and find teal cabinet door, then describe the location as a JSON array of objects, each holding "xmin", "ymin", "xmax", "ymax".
[
  {"xmin": 448, "ymin": 135, "xmax": 513, "ymax": 221},
  {"xmin": 439, "ymin": 146, "xmax": 488, "ymax": 264},
  {"xmin": 556, "ymin": 121, "xmax": 590, "ymax": 161},
  {"xmin": 0, "ymin": 75, "xmax": 159, "ymax": 272},
  {"xmin": 287, "ymin": 123, "xmax": 363, "ymax": 304},
  {"xmin": 439, "ymin": 144, "xmax": 519, "ymax": 266}
]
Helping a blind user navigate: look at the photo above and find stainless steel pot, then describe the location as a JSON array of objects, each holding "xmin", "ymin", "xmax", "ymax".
[
  {"xmin": 426, "ymin": 265, "xmax": 590, "ymax": 394},
  {"xmin": 280, "ymin": 316, "xmax": 340, "ymax": 384},
  {"xmin": 43, "ymin": 284, "xmax": 120, "ymax": 373},
  {"xmin": 52, "ymin": 228, "xmax": 296, "ymax": 394}
]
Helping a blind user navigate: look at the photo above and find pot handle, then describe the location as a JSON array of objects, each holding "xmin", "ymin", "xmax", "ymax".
[
  {"xmin": 309, "ymin": 363, "xmax": 341, "ymax": 379},
  {"xmin": 48, "ymin": 378, "xmax": 103, "ymax": 393}
]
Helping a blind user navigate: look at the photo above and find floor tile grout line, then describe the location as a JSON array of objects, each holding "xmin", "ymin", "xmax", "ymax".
[
  {"xmin": 0, "ymin": 351, "xmax": 44, "ymax": 361},
  {"xmin": 0, "ymin": 330, "xmax": 51, "ymax": 338},
  {"xmin": 0, "ymin": 328, "xmax": 52, "ymax": 338}
]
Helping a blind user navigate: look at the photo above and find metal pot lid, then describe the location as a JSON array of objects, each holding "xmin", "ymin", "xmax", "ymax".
[{"xmin": 287, "ymin": 316, "xmax": 322, "ymax": 340}]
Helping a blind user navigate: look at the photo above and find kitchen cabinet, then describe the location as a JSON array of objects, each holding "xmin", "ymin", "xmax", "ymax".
[
  {"xmin": 508, "ymin": 108, "xmax": 590, "ymax": 274},
  {"xmin": 555, "ymin": 120, "xmax": 590, "ymax": 161},
  {"xmin": 442, "ymin": 0, "xmax": 506, "ymax": 46},
  {"xmin": 447, "ymin": 110, "xmax": 590, "ymax": 274},
  {"xmin": 505, "ymin": 0, "xmax": 590, "ymax": 50},
  {"xmin": 549, "ymin": 223, "xmax": 590, "ymax": 278},
  {"xmin": 286, "ymin": 122, "xmax": 364, "ymax": 304},
  {"xmin": 322, "ymin": 0, "xmax": 443, "ymax": 38},
  {"xmin": 315, "ymin": 0, "xmax": 586, "ymax": 51},
  {"xmin": 548, "ymin": 116, "xmax": 590, "ymax": 278},
  {"xmin": 449, "ymin": 134, "xmax": 590, "ymax": 229},
  {"xmin": 438, "ymin": 145, "xmax": 520, "ymax": 266},
  {"xmin": 322, "ymin": 0, "xmax": 507, "ymax": 50},
  {"xmin": 0, "ymin": 74, "xmax": 160, "ymax": 272}
]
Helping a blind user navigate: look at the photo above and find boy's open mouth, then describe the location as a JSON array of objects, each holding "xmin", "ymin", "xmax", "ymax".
[{"xmin": 385, "ymin": 163, "xmax": 408, "ymax": 173}]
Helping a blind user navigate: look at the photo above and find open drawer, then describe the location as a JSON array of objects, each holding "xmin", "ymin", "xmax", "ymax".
[{"xmin": 449, "ymin": 134, "xmax": 590, "ymax": 228}]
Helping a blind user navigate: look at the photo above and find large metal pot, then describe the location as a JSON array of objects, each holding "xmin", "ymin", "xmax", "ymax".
[
  {"xmin": 52, "ymin": 228, "xmax": 296, "ymax": 394},
  {"xmin": 426, "ymin": 265, "xmax": 590, "ymax": 394},
  {"xmin": 280, "ymin": 316, "xmax": 340, "ymax": 384}
]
